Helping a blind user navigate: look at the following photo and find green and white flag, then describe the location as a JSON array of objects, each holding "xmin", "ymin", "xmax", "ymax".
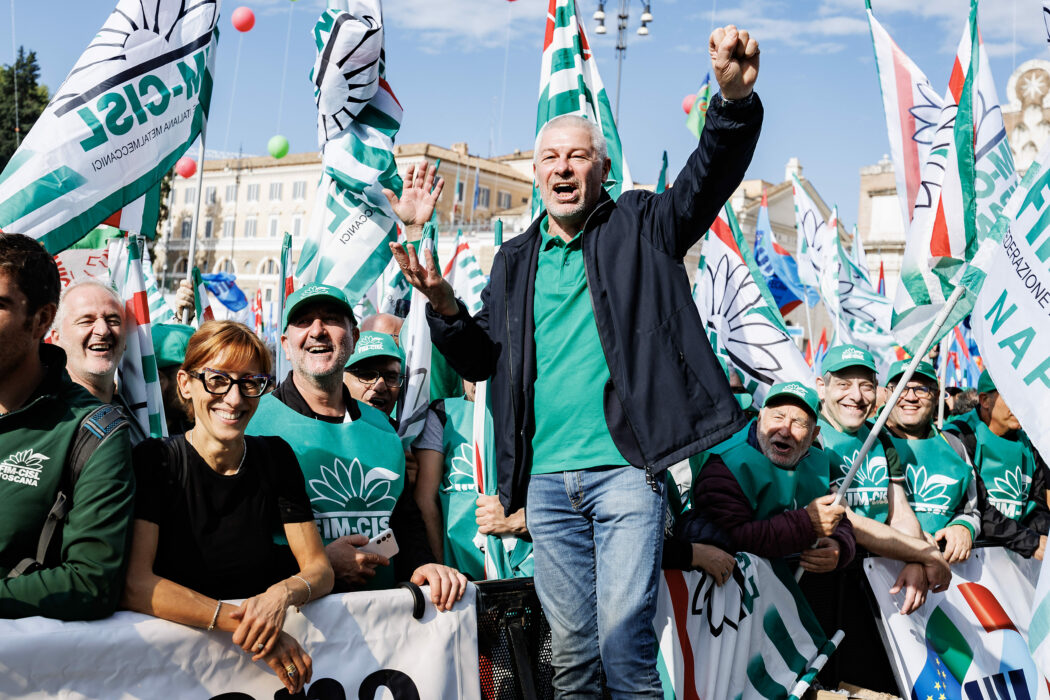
[
  {"xmin": 892, "ymin": 0, "xmax": 1015, "ymax": 355},
  {"xmin": 693, "ymin": 204, "xmax": 811, "ymax": 405},
  {"xmin": 655, "ymin": 558, "xmax": 843, "ymax": 698},
  {"xmin": 142, "ymin": 245, "xmax": 176, "ymax": 324},
  {"xmin": 396, "ymin": 223, "xmax": 436, "ymax": 447},
  {"xmin": 191, "ymin": 265, "xmax": 215, "ymax": 326},
  {"xmin": 532, "ymin": 0, "xmax": 632, "ymax": 218},
  {"xmin": 109, "ymin": 235, "xmax": 167, "ymax": 438},
  {"xmin": 296, "ymin": 0, "xmax": 404, "ymax": 305},
  {"xmin": 971, "ymin": 136, "xmax": 1050, "ymax": 468},
  {"xmin": 792, "ymin": 173, "xmax": 829, "ymax": 291},
  {"xmin": 442, "ymin": 230, "xmax": 486, "ymax": 316},
  {"xmin": 0, "ymin": 0, "xmax": 218, "ymax": 254}
]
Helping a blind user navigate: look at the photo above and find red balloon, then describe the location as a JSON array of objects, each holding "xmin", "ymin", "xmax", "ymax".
[
  {"xmin": 232, "ymin": 6, "xmax": 255, "ymax": 32},
  {"xmin": 175, "ymin": 157, "xmax": 197, "ymax": 179},
  {"xmin": 682, "ymin": 94, "xmax": 696, "ymax": 115}
]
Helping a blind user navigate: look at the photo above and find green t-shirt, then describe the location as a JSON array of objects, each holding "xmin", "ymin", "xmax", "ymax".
[
  {"xmin": 948, "ymin": 410, "xmax": 1039, "ymax": 521},
  {"xmin": 531, "ymin": 218, "xmax": 628, "ymax": 474}
]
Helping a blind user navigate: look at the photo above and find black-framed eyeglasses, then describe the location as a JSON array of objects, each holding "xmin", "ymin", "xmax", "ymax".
[
  {"xmin": 347, "ymin": 368, "xmax": 405, "ymax": 387},
  {"xmin": 889, "ymin": 383, "xmax": 936, "ymax": 400},
  {"xmin": 191, "ymin": 368, "xmax": 274, "ymax": 397}
]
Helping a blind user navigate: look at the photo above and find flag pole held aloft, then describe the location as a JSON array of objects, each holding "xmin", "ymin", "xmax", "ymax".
[
  {"xmin": 182, "ymin": 122, "xmax": 209, "ymax": 325},
  {"xmin": 796, "ymin": 281, "xmax": 967, "ymax": 581}
]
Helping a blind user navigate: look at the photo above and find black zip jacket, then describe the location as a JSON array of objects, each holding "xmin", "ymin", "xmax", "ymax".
[{"xmin": 427, "ymin": 92, "xmax": 762, "ymax": 515}]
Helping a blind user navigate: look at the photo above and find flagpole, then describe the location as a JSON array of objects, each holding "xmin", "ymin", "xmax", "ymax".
[
  {"xmin": 182, "ymin": 125, "xmax": 209, "ymax": 325},
  {"xmin": 797, "ymin": 281, "xmax": 968, "ymax": 581},
  {"xmin": 937, "ymin": 333, "xmax": 950, "ymax": 429},
  {"xmin": 802, "ymin": 286, "xmax": 815, "ymax": 347}
]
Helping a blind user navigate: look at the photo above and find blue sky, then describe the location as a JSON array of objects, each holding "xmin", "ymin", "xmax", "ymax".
[{"xmin": 9, "ymin": 0, "xmax": 1049, "ymax": 227}]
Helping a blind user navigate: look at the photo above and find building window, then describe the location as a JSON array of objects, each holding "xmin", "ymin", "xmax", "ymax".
[
  {"xmin": 180, "ymin": 219, "xmax": 191, "ymax": 239},
  {"xmin": 243, "ymin": 260, "xmax": 252, "ymax": 274},
  {"xmin": 222, "ymin": 217, "xmax": 235, "ymax": 238},
  {"xmin": 269, "ymin": 182, "xmax": 283, "ymax": 201},
  {"xmin": 203, "ymin": 219, "xmax": 214, "ymax": 239},
  {"xmin": 205, "ymin": 186, "xmax": 216, "ymax": 204},
  {"xmin": 184, "ymin": 187, "xmax": 196, "ymax": 204},
  {"xmin": 292, "ymin": 214, "xmax": 303, "ymax": 237},
  {"xmin": 264, "ymin": 259, "xmax": 277, "ymax": 275},
  {"xmin": 456, "ymin": 181, "xmax": 465, "ymax": 203},
  {"xmin": 293, "ymin": 180, "xmax": 307, "ymax": 200},
  {"xmin": 174, "ymin": 257, "xmax": 188, "ymax": 274},
  {"xmin": 477, "ymin": 187, "xmax": 491, "ymax": 209},
  {"xmin": 269, "ymin": 215, "xmax": 279, "ymax": 237},
  {"xmin": 215, "ymin": 258, "xmax": 235, "ymax": 274},
  {"xmin": 246, "ymin": 183, "xmax": 260, "ymax": 202},
  {"xmin": 244, "ymin": 217, "xmax": 257, "ymax": 238},
  {"xmin": 225, "ymin": 184, "xmax": 237, "ymax": 202},
  {"xmin": 497, "ymin": 191, "xmax": 512, "ymax": 209},
  {"xmin": 264, "ymin": 287, "xmax": 273, "ymax": 302}
]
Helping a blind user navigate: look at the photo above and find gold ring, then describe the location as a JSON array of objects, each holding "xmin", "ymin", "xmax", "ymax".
[{"xmin": 286, "ymin": 665, "xmax": 297, "ymax": 676}]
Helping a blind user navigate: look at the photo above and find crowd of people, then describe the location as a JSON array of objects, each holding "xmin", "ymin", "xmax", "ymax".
[{"xmin": 1, "ymin": 23, "xmax": 1047, "ymax": 699}]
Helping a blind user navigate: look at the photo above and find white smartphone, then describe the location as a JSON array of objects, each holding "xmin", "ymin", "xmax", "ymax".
[{"xmin": 358, "ymin": 528, "xmax": 399, "ymax": 559}]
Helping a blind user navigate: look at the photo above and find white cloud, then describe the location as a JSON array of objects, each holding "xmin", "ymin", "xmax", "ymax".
[
  {"xmin": 694, "ymin": 3, "xmax": 869, "ymax": 55},
  {"xmin": 382, "ymin": 0, "xmax": 549, "ymax": 52}
]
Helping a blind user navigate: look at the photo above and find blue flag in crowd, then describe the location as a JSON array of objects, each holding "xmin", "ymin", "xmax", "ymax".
[
  {"xmin": 753, "ymin": 193, "xmax": 819, "ymax": 309},
  {"xmin": 201, "ymin": 272, "xmax": 249, "ymax": 312}
]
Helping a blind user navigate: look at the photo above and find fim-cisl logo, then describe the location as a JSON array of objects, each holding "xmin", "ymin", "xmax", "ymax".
[
  {"xmin": 307, "ymin": 457, "xmax": 399, "ymax": 539},
  {"xmin": 0, "ymin": 450, "xmax": 50, "ymax": 487}
]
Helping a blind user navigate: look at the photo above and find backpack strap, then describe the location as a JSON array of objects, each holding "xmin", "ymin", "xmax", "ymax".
[{"xmin": 6, "ymin": 405, "xmax": 127, "ymax": 579}]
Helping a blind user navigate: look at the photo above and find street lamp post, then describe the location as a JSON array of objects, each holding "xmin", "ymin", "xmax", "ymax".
[{"xmin": 593, "ymin": 0, "xmax": 652, "ymax": 123}]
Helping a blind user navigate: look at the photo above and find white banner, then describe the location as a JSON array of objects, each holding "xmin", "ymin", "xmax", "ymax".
[
  {"xmin": 864, "ymin": 547, "xmax": 1048, "ymax": 698},
  {"xmin": 0, "ymin": 586, "xmax": 480, "ymax": 699},
  {"xmin": 656, "ymin": 555, "xmax": 839, "ymax": 699}
]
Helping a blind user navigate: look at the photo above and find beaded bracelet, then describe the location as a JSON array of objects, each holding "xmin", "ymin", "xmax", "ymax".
[{"xmin": 292, "ymin": 575, "xmax": 312, "ymax": 612}]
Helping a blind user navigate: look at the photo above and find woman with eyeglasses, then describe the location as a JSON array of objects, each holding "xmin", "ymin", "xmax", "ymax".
[{"xmin": 122, "ymin": 321, "xmax": 333, "ymax": 694}]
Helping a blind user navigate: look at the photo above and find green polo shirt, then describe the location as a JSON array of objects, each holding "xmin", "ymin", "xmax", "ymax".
[{"xmin": 531, "ymin": 218, "xmax": 629, "ymax": 474}]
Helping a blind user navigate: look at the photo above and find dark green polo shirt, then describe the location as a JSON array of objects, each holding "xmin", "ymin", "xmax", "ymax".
[{"xmin": 531, "ymin": 219, "xmax": 628, "ymax": 474}]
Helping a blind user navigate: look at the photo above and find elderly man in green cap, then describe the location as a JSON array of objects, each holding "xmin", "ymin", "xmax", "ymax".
[
  {"xmin": 343, "ymin": 331, "xmax": 405, "ymax": 418},
  {"xmin": 152, "ymin": 322, "xmax": 194, "ymax": 436},
  {"xmin": 945, "ymin": 369, "xmax": 1050, "ymax": 559},
  {"xmin": 884, "ymin": 359, "xmax": 979, "ymax": 563},
  {"xmin": 692, "ymin": 381, "xmax": 855, "ymax": 573},
  {"xmin": 246, "ymin": 284, "xmax": 467, "ymax": 609}
]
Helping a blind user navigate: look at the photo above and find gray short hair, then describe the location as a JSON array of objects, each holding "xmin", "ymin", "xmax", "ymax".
[
  {"xmin": 54, "ymin": 279, "xmax": 124, "ymax": 331},
  {"xmin": 533, "ymin": 114, "xmax": 608, "ymax": 164}
]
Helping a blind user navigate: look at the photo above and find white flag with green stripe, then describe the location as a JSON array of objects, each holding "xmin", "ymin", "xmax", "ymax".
[
  {"xmin": 442, "ymin": 230, "xmax": 486, "ymax": 316},
  {"xmin": 532, "ymin": 0, "xmax": 632, "ymax": 217},
  {"xmin": 142, "ymin": 246, "xmax": 176, "ymax": 325},
  {"xmin": 109, "ymin": 235, "xmax": 167, "ymax": 438},
  {"xmin": 0, "ymin": 1, "xmax": 218, "ymax": 254},
  {"xmin": 892, "ymin": 0, "xmax": 1015, "ymax": 355},
  {"xmin": 296, "ymin": 0, "xmax": 404, "ymax": 305},
  {"xmin": 654, "ymin": 557, "xmax": 842, "ymax": 698},
  {"xmin": 396, "ymin": 224, "xmax": 435, "ymax": 448}
]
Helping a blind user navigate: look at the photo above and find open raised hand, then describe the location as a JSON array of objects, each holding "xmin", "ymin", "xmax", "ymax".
[{"xmin": 383, "ymin": 163, "xmax": 444, "ymax": 238}]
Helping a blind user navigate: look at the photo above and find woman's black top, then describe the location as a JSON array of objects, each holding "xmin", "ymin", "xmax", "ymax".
[{"xmin": 133, "ymin": 434, "xmax": 314, "ymax": 600}]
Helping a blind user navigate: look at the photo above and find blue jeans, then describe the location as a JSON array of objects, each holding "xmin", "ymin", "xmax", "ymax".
[{"xmin": 527, "ymin": 466, "xmax": 666, "ymax": 699}]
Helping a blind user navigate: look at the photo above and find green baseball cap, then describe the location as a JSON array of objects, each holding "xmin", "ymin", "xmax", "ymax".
[
  {"xmin": 282, "ymin": 284, "xmax": 355, "ymax": 332},
  {"xmin": 977, "ymin": 368, "xmax": 997, "ymax": 394},
  {"xmin": 152, "ymin": 323, "xmax": 194, "ymax": 370},
  {"xmin": 345, "ymin": 331, "xmax": 405, "ymax": 369},
  {"xmin": 886, "ymin": 359, "xmax": 938, "ymax": 386},
  {"xmin": 820, "ymin": 344, "xmax": 876, "ymax": 375},
  {"xmin": 764, "ymin": 381, "xmax": 820, "ymax": 419}
]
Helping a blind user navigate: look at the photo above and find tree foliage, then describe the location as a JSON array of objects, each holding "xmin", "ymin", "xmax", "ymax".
[{"xmin": 0, "ymin": 47, "xmax": 50, "ymax": 171}]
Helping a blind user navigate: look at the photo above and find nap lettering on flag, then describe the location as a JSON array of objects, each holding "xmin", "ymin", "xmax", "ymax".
[
  {"xmin": 532, "ymin": 0, "xmax": 632, "ymax": 217},
  {"xmin": 0, "ymin": 0, "xmax": 218, "ymax": 254},
  {"xmin": 693, "ymin": 204, "xmax": 811, "ymax": 404},
  {"xmin": 296, "ymin": 0, "xmax": 404, "ymax": 305},
  {"xmin": 892, "ymin": 1, "xmax": 1016, "ymax": 355}
]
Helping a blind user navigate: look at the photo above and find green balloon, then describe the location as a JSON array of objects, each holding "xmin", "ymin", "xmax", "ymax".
[{"xmin": 268, "ymin": 135, "xmax": 290, "ymax": 159}]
